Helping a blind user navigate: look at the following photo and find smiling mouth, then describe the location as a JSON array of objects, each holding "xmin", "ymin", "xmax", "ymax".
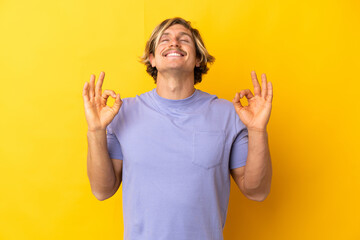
[
  {"xmin": 163, "ymin": 50, "xmax": 186, "ymax": 57},
  {"xmin": 165, "ymin": 53, "xmax": 184, "ymax": 57}
]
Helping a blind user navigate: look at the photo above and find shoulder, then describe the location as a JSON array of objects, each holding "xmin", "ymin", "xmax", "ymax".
[
  {"xmin": 197, "ymin": 89, "xmax": 246, "ymax": 130},
  {"xmin": 119, "ymin": 89, "xmax": 153, "ymax": 108},
  {"xmin": 111, "ymin": 90, "xmax": 153, "ymax": 122},
  {"xmin": 197, "ymin": 89, "xmax": 235, "ymax": 111}
]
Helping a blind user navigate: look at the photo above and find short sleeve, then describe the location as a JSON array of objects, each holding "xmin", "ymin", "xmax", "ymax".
[
  {"xmin": 229, "ymin": 114, "xmax": 248, "ymax": 169},
  {"xmin": 106, "ymin": 120, "xmax": 123, "ymax": 160}
]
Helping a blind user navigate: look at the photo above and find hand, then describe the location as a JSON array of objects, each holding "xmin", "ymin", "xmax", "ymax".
[
  {"xmin": 82, "ymin": 71, "xmax": 122, "ymax": 132},
  {"xmin": 232, "ymin": 71, "xmax": 273, "ymax": 132}
]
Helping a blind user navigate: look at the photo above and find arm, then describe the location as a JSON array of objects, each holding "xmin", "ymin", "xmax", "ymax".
[
  {"xmin": 87, "ymin": 130, "xmax": 123, "ymax": 201},
  {"xmin": 82, "ymin": 71, "xmax": 123, "ymax": 201},
  {"xmin": 230, "ymin": 130, "xmax": 272, "ymax": 201},
  {"xmin": 231, "ymin": 71, "xmax": 273, "ymax": 201}
]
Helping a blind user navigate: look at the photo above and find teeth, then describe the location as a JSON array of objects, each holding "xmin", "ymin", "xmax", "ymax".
[{"xmin": 167, "ymin": 53, "xmax": 182, "ymax": 57}]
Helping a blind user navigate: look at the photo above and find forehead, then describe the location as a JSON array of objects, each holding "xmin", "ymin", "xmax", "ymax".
[{"xmin": 161, "ymin": 24, "xmax": 192, "ymax": 37}]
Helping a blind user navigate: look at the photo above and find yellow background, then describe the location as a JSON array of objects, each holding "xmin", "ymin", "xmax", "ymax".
[{"xmin": 1, "ymin": 0, "xmax": 359, "ymax": 239}]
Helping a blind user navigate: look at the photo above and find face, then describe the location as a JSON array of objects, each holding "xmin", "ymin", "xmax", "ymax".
[{"xmin": 149, "ymin": 24, "xmax": 201, "ymax": 75}]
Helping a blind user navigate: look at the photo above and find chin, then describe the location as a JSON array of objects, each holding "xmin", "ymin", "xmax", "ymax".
[{"xmin": 165, "ymin": 66, "xmax": 193, "ymax": 72}]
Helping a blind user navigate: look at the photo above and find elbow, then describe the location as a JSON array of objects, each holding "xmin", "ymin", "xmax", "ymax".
[
  {"xmin": 94, "ymin": 194, "xmax": 109, "ymax": 201},
  {"xmin": 92, "ymin": 192, "xmax": 109, "ymax": 201},
  {"xmin": 244, "ymin": 186, "xmax": 271, "ymax": 202},
  {"xmin": 244, "ymin": 176, "xmax": 272, "ymax": 202},
  {"xmin": 248, "ymin": 193, "xmax": 269, "ymax": 202},
  {"xmin": 91, "ymin": 189, "xmax": 115, "ymax": 201},
  {"xmin": 89, "ymin": 180, "xmax": 120, "ymax": 201}
]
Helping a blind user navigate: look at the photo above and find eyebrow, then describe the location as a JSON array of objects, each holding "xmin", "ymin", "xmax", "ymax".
[{"xmin": 161, "ymin": 32, "xmax": 192, "ymax": 39}]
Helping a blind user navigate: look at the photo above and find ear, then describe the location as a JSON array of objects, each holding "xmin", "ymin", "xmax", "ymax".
[
  {"xmin": 195, "ymin": 58, "xmax": 201, "ymax": 67},
  {"xmin": 149, "ymin": 53, "xmax": 156, "ymax": 67}
]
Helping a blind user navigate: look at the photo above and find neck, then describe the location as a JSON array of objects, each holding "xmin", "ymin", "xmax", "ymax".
[{"xmin": 156, "ymin": 70, "xmax": 195, "ymax": 100}]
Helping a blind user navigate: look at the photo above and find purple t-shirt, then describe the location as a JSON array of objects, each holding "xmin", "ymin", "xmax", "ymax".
[{"xmin": 106, "ymin": 88, "xmax": 248, "ymax": 240}]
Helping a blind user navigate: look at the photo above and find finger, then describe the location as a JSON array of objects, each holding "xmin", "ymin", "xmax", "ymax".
[
  {"xmin": 239, "ymin": 89, "xmax": 254, "ymax": 100},
  {"xmin": 101, "ymin": 89, "xmax": 117, "ymax": 106},
  {"xmin": 112, "ymin": 94, "xmax": 123, "ymax": 114},
  {"xmin": 232, "ymin": 92, "xmax": 244, "ymax": 110},
  {"xmin": 95, "ymin": 71, "xmax": 105, "ymax": 97},
  {"xmin": 251, "ymin": 71, "xmax": 261, "ymax": 96},
  {"xmin": 82, "ymin": 82, "xmax": 90, "ymax": 102},
  {"xmin": 261, "ymin": 73, "xmax": 267, "ymax": 98},
  {"xmin": 266, "ymin": 81, "xmax": 273, "ymax": 102},
  {"xmin": 89, "ymin": 74, "xmax": 95, "ymax": 99}
]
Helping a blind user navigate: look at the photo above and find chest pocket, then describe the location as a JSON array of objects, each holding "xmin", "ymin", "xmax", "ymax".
[{"xmin": 192, "ymin": 130, "xmax": 225, "ymax": 169}]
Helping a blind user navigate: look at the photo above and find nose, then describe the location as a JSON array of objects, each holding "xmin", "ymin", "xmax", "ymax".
[{"xmin": 169, "ymin": 38, "xmax": 180, "ymax": 47}]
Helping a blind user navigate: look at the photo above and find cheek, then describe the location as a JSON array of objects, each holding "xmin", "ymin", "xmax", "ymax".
[
  {"xmin": 188, "ymin": 46, "xmax": 197, "ymax": 56},
  {"xmin": 157, "ymin": 43, "xmax": 166, "ymax": 51},
  {"xmin": 155, "ymin": 47, "xmax": 166, "ymax": 58}
]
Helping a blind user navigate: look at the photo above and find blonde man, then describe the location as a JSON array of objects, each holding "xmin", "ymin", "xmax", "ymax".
[{"xmin": 83, "ymin": 17, "xmax": 273, "ymax": 240}]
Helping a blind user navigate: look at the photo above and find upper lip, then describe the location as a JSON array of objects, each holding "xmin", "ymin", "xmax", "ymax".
[{"xmin": 163, "ymin": 49, "xmax": 186, "ymax": 57}]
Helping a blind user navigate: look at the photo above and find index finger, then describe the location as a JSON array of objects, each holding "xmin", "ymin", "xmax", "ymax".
[
  {"xmin": 95, "ymin": 71, "xmax": 105, "ymax": 97},
  {"xmin": 251, "ymin": 71, "xmax": 261, "ymax": 96}
]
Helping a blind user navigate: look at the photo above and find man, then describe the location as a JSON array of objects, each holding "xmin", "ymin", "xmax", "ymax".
[{"xmin": 83, "ymin": 17, "xmax": 272, "ymax": 240}]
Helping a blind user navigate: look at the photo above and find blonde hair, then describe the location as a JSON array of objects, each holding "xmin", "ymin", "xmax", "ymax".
[{"xmin": 139, "ymin": 17, "xmax": 215, "ymax": 84}]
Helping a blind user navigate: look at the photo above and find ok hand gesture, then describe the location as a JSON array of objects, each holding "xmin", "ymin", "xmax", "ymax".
[
  {"xmin": 232, "ymin": 71, "xmax": 273, "ymax": 132},
  {"xmin": 82, "ymin": 72, "xmax": 122, "ymax": 132}
]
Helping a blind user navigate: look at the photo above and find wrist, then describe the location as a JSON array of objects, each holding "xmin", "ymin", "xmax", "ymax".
[
  {"xmin": 247, "ymin": 127, "xmax": 267, "ymax": 134},
  {"xmin": 87, "ymin": 126, "xmax": 106, "ymax": 133},
  {"xmin": 247, "ymin": 128, "xmax": 268, "ymax": 139},
  {"xmin": 87, "ymin": 128, "xmax": 106, "ymax": 137}
]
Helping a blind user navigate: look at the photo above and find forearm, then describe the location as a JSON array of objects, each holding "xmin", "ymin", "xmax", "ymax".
[
  {"xmin": 87, "ymin": 129, "xmax": 117, "ymax": 199},
  {"xmin": 243, "ymin": 130, "xmax": 272, "ymax": 200}
]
